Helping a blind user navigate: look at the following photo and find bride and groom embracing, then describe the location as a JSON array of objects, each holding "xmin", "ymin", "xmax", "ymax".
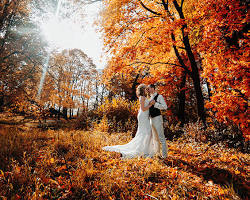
[{"xmin": 103, "ymin": 84, "xmax": 168, "ymax": 159}]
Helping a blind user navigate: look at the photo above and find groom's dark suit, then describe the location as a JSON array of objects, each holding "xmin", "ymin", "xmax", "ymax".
[{"xmin": 149, "ymin": 94, "xmax": 161, "ymax": 118}]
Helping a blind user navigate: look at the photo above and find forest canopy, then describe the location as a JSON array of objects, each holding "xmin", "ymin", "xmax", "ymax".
[{"xmin": 98, "ymin": 0, "xmax": 249, "ymax": 138}]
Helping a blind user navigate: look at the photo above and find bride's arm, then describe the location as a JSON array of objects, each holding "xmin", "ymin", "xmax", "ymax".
[{"xmin": 140, "ymin": 96, "xmax": 153, "ymax": 111}]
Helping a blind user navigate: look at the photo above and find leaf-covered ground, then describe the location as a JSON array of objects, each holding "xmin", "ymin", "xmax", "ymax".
[{"xmin": 0, "ymin": 124, "xmax": 249, "ymax": 200}]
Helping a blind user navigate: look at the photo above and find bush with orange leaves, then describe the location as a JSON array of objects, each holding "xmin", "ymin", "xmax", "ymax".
[{"xmin": 94, "ymin": 97, "xmax": 139, "ymax": 133}]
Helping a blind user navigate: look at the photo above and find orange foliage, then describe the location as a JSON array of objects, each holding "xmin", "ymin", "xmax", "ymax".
[
  {"xmin": 195, "ymin": 0, "xmax": 249, "ymax": 138},
  {"xmin": 94, "ymin": 97, "xmax": 139, "ymax": 133},
  {"xmin": 39, "ymin": 49, "xmax": 97, "ymax": 113},
  {"xmin": 0, "ymin": 127, "xmax": 248, "ymax": 199},
  {"xmin": 98, "ymin": 0, "xmax": 249, "ymax": 137}
]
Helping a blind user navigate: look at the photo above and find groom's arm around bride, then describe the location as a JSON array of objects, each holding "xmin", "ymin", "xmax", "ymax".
[{"xmin": 151, "ymin": 94, "xmax": 167, "ymax": 110}]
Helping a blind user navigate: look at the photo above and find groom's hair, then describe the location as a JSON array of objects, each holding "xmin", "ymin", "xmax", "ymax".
[{"xmin": 149, "ymin": 84, "xmax": 156, "ymax": 89}]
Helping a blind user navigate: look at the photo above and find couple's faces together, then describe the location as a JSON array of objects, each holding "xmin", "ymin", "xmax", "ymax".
[{"xmin": 145, "ymin": 86, "xmax": 154, "ymax": 95}]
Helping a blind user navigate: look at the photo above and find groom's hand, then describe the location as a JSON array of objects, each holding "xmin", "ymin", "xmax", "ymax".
[{"xmin": 150, "ymin": 100, "xmax": 156, "ymax": 105}]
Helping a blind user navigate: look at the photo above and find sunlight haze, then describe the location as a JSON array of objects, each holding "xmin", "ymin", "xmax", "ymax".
[{"xmin": 41, "ymin": 1, "xmax": 106, "ymax": 69}]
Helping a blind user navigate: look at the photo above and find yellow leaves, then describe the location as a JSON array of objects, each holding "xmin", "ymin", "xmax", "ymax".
[
  {"xmin": 95, "ymin": 115, "xmax": 109, "ymax": 132},
  {"xmin": 218, "ymin": 187, "xmax": 226, "ymax": 195},
  {"xmin": 50, "ymin": 158, "xmax": 55, "ymax": 164},
  {"xmin": 1, "ymin": 126, "xmax": 249, "ymax": 199},
  {"xmin": 171, "ymin": 194, "xmax": 180, "ymax": 200},
  {"xmin": 0, "ymin": 170, "xmax": 4, "ymax": 177}
]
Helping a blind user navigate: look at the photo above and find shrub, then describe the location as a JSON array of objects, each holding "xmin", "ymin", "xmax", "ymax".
[
  {"xmin": 73, "ymin": 109, "xmax": 98, "ymax": 130},
  {"xmin": 95, "ymin": 97, "xmax": 139, "ymax": 133},
  {"xmin": 183, "ymin": 120, "xmax": 249, "ymax": 153}
]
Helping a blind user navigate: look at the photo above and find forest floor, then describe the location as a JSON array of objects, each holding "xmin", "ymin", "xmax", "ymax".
[{"xmin": 0, "ymin": 113, "xmax": 249, "ymax": 200}]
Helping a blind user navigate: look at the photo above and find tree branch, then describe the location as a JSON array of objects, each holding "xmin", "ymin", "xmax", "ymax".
[
  {"xmin": 134, "ymin": 31, "xmax": 147, "ymax": 47},
  {"xmin": 106, "ymin": 16, "xmax": 160, "ymax": 52},
  {"xmin": 128, "ymin": 61, "xmax": 182, "ymax": 68},
  {"xmin": 84, "ymin": 0, "xmax": 102, "ymax": 4},
  {"xmin": 162, "ymin": 0, "xmax": 175, "ymax": 21},
  {"xmin": 1, "ymin": 50, "xmax": 42, "ymax": 67},
  {"xmin": 173, "ymin": 0, "xmax": 184, "ymax": 19},
  {"xmin": 138, "ymin": 0, "xmax": 162, "ymax": 16},
  {"xmin": 171, "ymin": 33, "xmax": 192, "ymax": 76},
  {"xmin": 162, "ymin": 0, "xmax": 169, "ymax": 11},
  {"xmin": 181, "ymin": 0, "xmax": 184, "ymax": 9},
  {"xmin": 128, "ymin": 60, "xmax": 191, "ymax": 76},
  {"xmin": 177, "ymin": 46, "xmax": 186, "ymax": 50},
  {"xmin": 1, "ymin": 51, "xmax": 21, "ymax": 61}
]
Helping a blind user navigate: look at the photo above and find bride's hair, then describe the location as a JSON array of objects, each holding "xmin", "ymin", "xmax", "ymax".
[{"xmin": 136, "ymin": 84, "xmax": 146, "ymax": 97}]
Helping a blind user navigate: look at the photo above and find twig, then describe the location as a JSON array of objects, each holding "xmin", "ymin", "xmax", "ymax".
[
  {"xmin": 138, "ymin": 0, "xmax": 162, "ymax": 16},
  {"xmin": 145, "ymin": 194, "xmax": 158, "ymax": 200}
]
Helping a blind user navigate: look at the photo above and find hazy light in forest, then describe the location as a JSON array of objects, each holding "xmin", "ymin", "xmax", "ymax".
[
  {"xmin": 37, "ymin": 0, "xmax": 105, "ymax": 98},
  {"xmin": 40, "ymin": 16, "xmax": 86, "ymax": 50},
  {"xmin": 37, "ymin": 0, "xmax": 63, "ymax": 98}
]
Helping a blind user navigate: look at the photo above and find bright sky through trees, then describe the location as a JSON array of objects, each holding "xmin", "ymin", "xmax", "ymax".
[{"xmin": 40, "ymin": 1, "xmax": 105, "ymax": 69}]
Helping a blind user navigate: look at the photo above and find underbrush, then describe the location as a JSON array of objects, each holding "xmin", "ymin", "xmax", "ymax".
[
  {"xmin": 74, "ymin": 97, "xmax": 139, "ymax": 134},
  {"xmin": 72, "ymin": 97, "xmax": 249, "ymax": 154},
  {"xmin": 164, "ymin": 120, "xmax": 249, "ymax": 154},
  {"xmin": 0, "ymin": 126, "xmax": 249, "ymax": 199}
]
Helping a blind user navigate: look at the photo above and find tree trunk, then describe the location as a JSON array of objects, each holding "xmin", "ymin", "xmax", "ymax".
[
  {"xmin": 172, "ymin": 0, "xmax": 207, "ymax": 127},
  {"xmin": 0, "ymin": 93, "xmax": 4, "ymax": 112},
  {"xmin": 178, "ymin": 71, "xmax": 187, "ymax": 127},
  {"xmin": 192, "ymin": 71, "xmax": 206, "ymax": 126},
  {"xmin": 69, "ymin": 108, "xmax": 72, "ymax": 119},
  {"xmin": 58, "ymin": 107, "xmax": 61, "ymax": 120},
  {"xmin": 130, "ymin": 73, "xmax": 140, "ymax": 101},
  {"xmin": 94, "ymin": 78, "xmax": 99, "ymax": 109},
  {"xmin": 63, "ymin": 107, "xmax": 68, "ymax": 120},
  {"xmin": 183, "ymin": 35, "xmax": 206, "ymax": 126},
  {"xmin": 77, "ymin": 108, "xmax": 80, "ymax": 117}
]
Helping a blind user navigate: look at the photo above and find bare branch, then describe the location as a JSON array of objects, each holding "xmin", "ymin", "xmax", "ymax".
[
  {"xmin": 161, "ymin": 0, "xmax": 175, "ymax": 22},
  {"xmin": 134, "ymin": 31, "xmax": 147, "ymax": 47},
  {"xmin": 1, "ymin": 50, "xmax": 41, "ymax": 67},
  {"xmin": 138, "ymin": 0, "xmax": 162, "ymax": 16},
  {"xmin": 1, "ymin": 51, "xmax": 21, "ymax": 61},
  {"xmin": 134, "ymin": 27, "xmax": 157, "ymax": 47},
  {"xmin": 128, "ymin": 60, "xmax": 192, "ymax": 76}
]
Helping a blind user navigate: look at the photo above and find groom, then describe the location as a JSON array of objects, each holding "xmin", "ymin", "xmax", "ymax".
[{"xmin": 148, "ymin": 84, "xmax": 168, "ymax": 159}]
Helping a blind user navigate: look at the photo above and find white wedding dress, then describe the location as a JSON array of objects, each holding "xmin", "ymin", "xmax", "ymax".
[{"xmin": 102, "ymin": 96, "xmax": 159, "ymax": 158}]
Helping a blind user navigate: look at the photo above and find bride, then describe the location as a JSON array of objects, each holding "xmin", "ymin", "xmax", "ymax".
[{"xmin": 102, "ymin": 84, "xmax": 159, "ymax": 158}]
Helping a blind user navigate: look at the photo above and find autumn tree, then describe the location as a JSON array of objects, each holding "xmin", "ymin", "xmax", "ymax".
[
  {"xmin": 102, "ymin": 65, "xmax": 145, "ymax": 101},
  {"xmin": 0, "ymin": 0, "xmax": 90, "ymax": 117},
  {"xmin": 99, "ymin": 0, "xmax": 208, "ymax": 126},
  {"xmin": 0, "ymin": 0, "xmax": 47, "ymax": 113},
  {"xmin": 99, "ymin": 0, "xmax": 248, "ymax": 136},
  {"xmin": 194, "ymin": 0, "xmax": 249, "ymax": 138},
  {"xmin": 39, "ymin": 49, "xmax": 97, "ymax": 119}
]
